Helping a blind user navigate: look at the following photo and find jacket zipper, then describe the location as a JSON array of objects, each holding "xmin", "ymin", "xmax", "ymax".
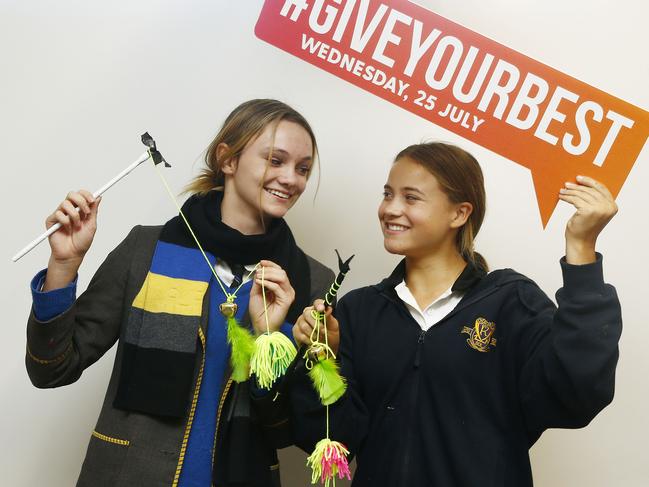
[
  {"xmin": 413, "ymin": 329, "xmax": 426, "ymax": 368},
  {"xmin": 171, "ymin": 327, "xmax": 207, "ymax": 487},
  {"xmin": 211, "ymin": 377, "xmax": 234, "ymax": 473},
  {"xmin": 401, "ymin": 329, "xmax": 426, "ymax": 484}
]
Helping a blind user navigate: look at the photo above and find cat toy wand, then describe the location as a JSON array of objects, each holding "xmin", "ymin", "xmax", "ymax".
[
  {"xmin": 305, "ymin": 249, "xmax": 354, "ymax": 361},
  {"xmin": 304, "ymin": 250, "xmax": 355, "ymax": 486},
  {"xmin": 11, "ymin": 133, "xmax": 169, "ymax": 262}
]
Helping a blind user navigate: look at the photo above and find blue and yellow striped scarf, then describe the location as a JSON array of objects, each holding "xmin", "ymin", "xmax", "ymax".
[
  {"xmin": 114, "ymin": 238, "xmax": 215, "ymax": 417},
  {"xmin": 113, "ymin": 190, "xmax": 311, "ymax": 418}
]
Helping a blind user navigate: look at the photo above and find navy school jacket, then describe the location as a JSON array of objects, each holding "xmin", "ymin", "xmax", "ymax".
[{"xmin": 290, "ymin": 255, "xmax": 621, "ymax": 487}]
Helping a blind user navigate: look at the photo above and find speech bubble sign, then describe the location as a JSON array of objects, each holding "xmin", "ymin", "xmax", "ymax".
[{"xmin": 255, "ymin": 0, "xmax": 649, "ymax": 227}]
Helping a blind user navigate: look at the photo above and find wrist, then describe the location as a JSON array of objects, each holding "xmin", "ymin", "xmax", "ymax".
[
  {"xmin": 44, "ymin": 255, "xmax": 82, "ymax": 291},
  {"xmin": 252, "ymin": 321, "xmax": 279, "ymax": 336},
  {"xmin": 49, "ymin": 253, "xmax": 84, "ymax": 269},
  {"xmin": 565, "ymin": 237, "xmax": 596, "ymax": 265}
]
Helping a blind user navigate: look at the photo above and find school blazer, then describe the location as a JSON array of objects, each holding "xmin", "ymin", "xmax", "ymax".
[{"xmin": 26, "ymin": 225, "xmax": 334, "ymax": 487}]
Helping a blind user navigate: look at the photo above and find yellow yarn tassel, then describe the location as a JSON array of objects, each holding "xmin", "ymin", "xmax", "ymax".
[
  {"xmin": 250, "ymin": 331, "xmax": 297, "ymax": 390},
  {"xmin": 248, "ymin": 265, "xmax": 298, "ymax": 389}
]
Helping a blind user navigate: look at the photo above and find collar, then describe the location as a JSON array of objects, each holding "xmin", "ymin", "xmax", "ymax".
[
  {"xmin": 377, "ymin": 258, "xmax": 486, "ymax": 294},
  {"xmin": 394, "ymin": 280, "xmax": 456, "ymax": 313}
]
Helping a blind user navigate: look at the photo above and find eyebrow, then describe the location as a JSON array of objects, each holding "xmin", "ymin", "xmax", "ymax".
[
  {"xmin": 261, "ymin": 147, "xmax": 312, "ymax": 162},
  {"xmin": 403, "ymin": 186, "xmax": 425, "ymax": 195},
  {"xmin": 384, "ymin": 184, "xmax": 425, "ymax": 195}
]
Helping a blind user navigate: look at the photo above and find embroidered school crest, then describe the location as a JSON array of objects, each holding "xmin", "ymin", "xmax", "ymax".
[{"xmin": 461, "ymin": 318, "xmax": 497, "ymax": 352}]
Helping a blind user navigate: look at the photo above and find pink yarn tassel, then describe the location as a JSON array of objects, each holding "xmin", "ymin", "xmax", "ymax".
[
  {"xmin": 307, "ymin": 438, "xmax": 351, "ymax": 485},
  {"xmin": 320, "ymin": 442, "xmax": 351, "ymax": 482}
]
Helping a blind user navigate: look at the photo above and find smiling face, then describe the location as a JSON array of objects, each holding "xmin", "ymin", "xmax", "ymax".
[
  {"xmin": 220, "ymin": 119, "xmax": 313, "ymax": 234},
  {"xmin": 378, "ymin": 157, "xmax": 470, "ymax": 259}
]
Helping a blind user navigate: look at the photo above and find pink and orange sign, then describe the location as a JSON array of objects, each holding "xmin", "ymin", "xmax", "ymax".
[{"xmin": 255, "ymin": 0, "xmax": 649, "ymax": 226}]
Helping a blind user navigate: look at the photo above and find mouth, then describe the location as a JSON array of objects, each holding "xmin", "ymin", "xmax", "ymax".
[
  {"xmin": 264, "ymin": 187, "xmax": 292, "ymax": 201},
  {"xmin": 384, "ymin": 222, "xmax": 409, "ymax": 234}
]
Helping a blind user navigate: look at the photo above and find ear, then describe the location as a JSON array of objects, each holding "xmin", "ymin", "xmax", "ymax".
[
  {"xmin": 217, "ymin": 143, "xmax": 237, "ymax": 176},
  {"xmin": 450, "ymin": 202, "xmax": 473, "ymax": 229}
]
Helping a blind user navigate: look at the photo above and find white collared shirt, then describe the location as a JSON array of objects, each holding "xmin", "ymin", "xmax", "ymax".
[
  {"xmin": 395, "ymin": 280, "xmax": 464, "ymax": 331},
  {"xmin": 213, "ymin": 259, "xmax": 257, "ymax": 287}
]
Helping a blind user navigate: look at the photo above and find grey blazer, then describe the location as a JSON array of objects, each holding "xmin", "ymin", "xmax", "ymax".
[{"xmin": 26, "ymin": 225, "xmax": 334, "ymax": 487}]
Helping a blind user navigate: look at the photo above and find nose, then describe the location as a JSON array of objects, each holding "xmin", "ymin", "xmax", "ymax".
[
  {"xmin": 277, "ymin": 164, "xmax": 298, "ymax": 187},
  {"xmin": 379, "ymin": 197, "xmax": 403, "ymax": 218}
]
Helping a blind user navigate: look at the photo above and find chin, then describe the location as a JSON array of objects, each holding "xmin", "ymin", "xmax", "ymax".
[
  {"xmin": 263, "ymin": 205, "xmax": 290, "ymax": 220},
  {"xmin": 383, "ymin": 239, "xmax": 407, "ymax": 256}
]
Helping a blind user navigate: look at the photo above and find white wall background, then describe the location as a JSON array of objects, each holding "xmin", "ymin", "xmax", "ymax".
[{"xmin": 1, "ymin": 1, "xmax": 647, "ymax": 485}]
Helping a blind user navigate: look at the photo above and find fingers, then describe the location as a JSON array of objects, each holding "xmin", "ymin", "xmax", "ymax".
[
  {"xmin": 48, "ymin": 209, "xmax": 71, "ymax": 230},
  {"xmin": 255, "ymin": 265, "xmax": 288, "ymax": 284},
  {"xmin": 90, "ymin": 195, "xmax": 102, "ymax": 217},
  {"xmin": 68, "ymin": 190, "xmax": 94, "ymax": 216},
  {"xmin": 258, "ymin": 259, "xmax": 281, "ymax": 269},
  {"xmin": 312, "ymin": 298, "xmax": 327, "ymax": 313},
  {"xmin": 573, "ymin": 175, "xmax": 614, "ymax": 201},
  {"xmin": 557, "ymin": 193, "xmax": 585, "ymax": 208},
  {"xmin": 301, "ymin": 305, "xmax": 315, "ymax": 324},
  {"xmin": 558, "ymin": 191, "xmax": 592, "ymax": 211},
  {"xmin": 293, "ymin": 317, "xmax": 314, "ymax": 346},
  {"xmin": 559, "ymin": 177, "xmax": 618, "ymax": 216},
  {"xmin": 253, "ymin": 275, "xmax": 283, "ymax": 296},
  {"xmin": 293, "ymin": 302, "xmax": 340, "ymax": 350},
  {"xmin": 61, "ymin": 200, "xmax": 82, "ymax": 229},
  {"xmin": 255, "ymin": 264, "xmax": 295, "ymax": 300},
  {"xmin": 46, "ymin": 190, "xmax": 97, "ymax": 230},
  {"xmin": 304, "ymin": 302, "xmax": 334, "ymax": 331},
  {"xmin": 562, "ymin": 176, "xmax": 615, "ymax": 205},
  {"xmin": 560, "ymin": 183, "xmax": 597, "ymax": 205}
]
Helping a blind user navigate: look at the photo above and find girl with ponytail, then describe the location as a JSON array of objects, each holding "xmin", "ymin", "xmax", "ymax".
[{"xmin": 291, "ymin": 142, "xmax": 621, "ymax": 487}]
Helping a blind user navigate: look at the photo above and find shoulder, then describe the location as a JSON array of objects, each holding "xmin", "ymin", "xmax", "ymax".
[
  {"xmin": 126, "ymin": 224, "xmax": 163, "ymax": 243},
  {"xmin": 304, "ymin": 253, "xmax": 335, "ymax": 285},
  {"xmin": 484, "ymin": 267, "xmax": 553, "ymax": 314},
  {"xmin": 338, "ymin": 285, "xmax": 382, "ymax": 310},
  {"xmin": 111, "ymin": 225, "xmax": 163, "ymax": 267}
]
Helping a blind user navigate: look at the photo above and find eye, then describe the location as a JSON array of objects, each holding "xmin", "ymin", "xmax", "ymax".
[
  {"xmin": 405, "ymin": 194, "xmax": 420, "ymax": 201},
  {"xmin": 270, "ymin": 158, "xmax": 282, "ymax": 166},
  {"xmin": 297, "ymin": 165, "xmax": 311, "ymax": 176},
  {"xmin": 382, "ymin": 190, "xmax": 392, "ymax": 199}
]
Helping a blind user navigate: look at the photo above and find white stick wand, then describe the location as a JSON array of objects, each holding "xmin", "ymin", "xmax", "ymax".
[{"xmin": 12, "ymin": 133, "xmax": 168, "ymax": 262}]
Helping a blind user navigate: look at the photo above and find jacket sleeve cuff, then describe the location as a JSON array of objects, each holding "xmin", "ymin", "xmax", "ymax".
[
  {"xmin": 280, "ymin": 321, "xmax": 296, "ymax": 345},
  {"xmin": 560, "ymin": 252, "xmax": 605, "ymax": 294},
  {"xmin": 31, "ymin": 269, "xmax": 77, "ymax": 322}
]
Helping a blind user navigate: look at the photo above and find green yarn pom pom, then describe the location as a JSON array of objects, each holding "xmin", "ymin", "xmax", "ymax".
[
  {"xmin": 308, "ymin": 357, "xmax": 347, "ymax": 406},
  {"xmin": 250, "ymin": 331, "xmax": 297, "ymax": 390},
  {"xmin": 226, "ymin": 316, "xmax": 255, "ymax": 383}
]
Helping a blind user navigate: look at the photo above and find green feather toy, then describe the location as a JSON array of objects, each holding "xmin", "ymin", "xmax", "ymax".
[
  {"xmin": 222, "ymin": 299, "xmax": 256, "ymax": 383},
  {"xmin": 306, "ymin": 354, "xmax": 347, "ymax": 406}
]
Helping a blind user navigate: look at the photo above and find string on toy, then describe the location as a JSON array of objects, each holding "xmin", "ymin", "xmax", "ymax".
[{"xmin": 305, "ymin": 251, "xmax": 354, "ymax": 485}]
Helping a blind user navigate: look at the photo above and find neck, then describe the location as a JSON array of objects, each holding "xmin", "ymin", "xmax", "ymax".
[
  {"xmin": 404, "ymin": 247, "xmax": 466, "ymax": 309},
  {"xmin": 220, "ymin": 190, "xmax": 269, "ymax": 235}
]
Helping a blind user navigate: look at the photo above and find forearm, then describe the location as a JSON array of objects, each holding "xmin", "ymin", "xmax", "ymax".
[
  {"xmin": 43, "ymin": 255, "xmax": 83, "ymax": 291},
  {"xmin": 519, "ymin": 255, "xmax": 622, "ymax": 433},
  {"xmin": 26, "ymin": 226, "xmax": 140, "ymax": 388},
  {"xmin": 565, "ymin": 236, "xmax": 596, "ymax": 265},
  {"xmin": 26, "ymin": 307, "xmax": 84, "ymax": 388}
]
